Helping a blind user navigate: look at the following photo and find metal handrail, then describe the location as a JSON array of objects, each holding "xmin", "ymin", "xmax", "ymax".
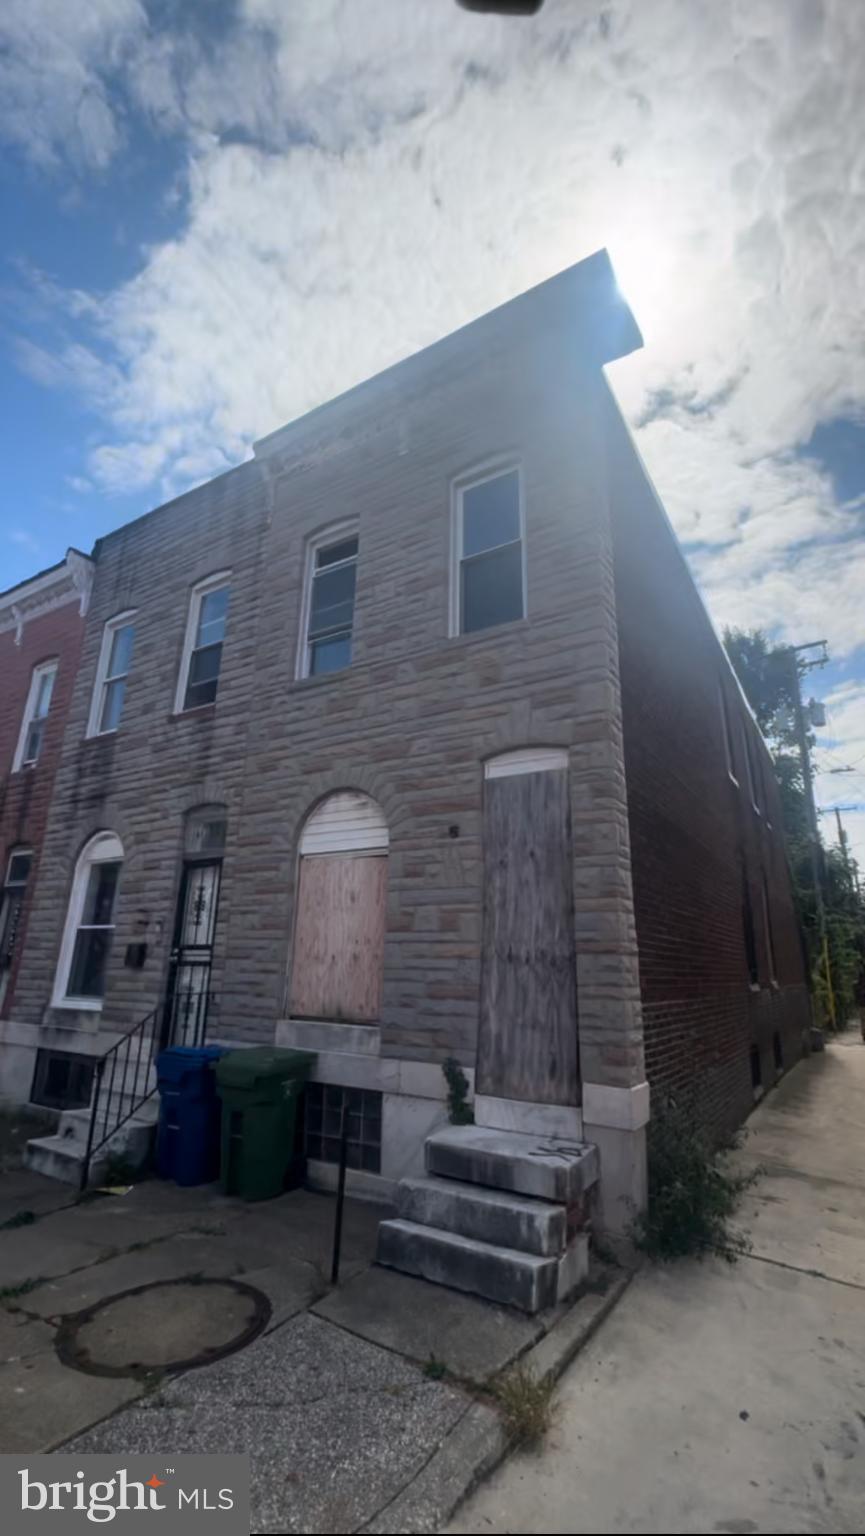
[{"xmin": 79, "ymin": 989, "xmax": 217, "ymax": 1192}]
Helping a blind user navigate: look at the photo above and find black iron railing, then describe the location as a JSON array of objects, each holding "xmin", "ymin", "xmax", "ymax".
[{"xmin": 79, "ymin": 990, "xmax": 217, "ymax": 1192}]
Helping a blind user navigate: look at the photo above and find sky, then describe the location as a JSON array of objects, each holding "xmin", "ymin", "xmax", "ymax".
[{"xmin": 2, "ymin": 0, "xmax": 865, "ymax": 860}]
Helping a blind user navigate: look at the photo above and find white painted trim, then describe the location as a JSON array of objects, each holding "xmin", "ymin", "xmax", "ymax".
[
  {"xmin": 52, "ymin": 831, "xmax": 124, "ymax": 1010},
  {"xmin": 474, "ymin": 1094, "xmax": 582, "ymax": 1139},
  {"xmin": 173, "ymin": 571, "xmax": 231, "ymax": 715},
  {"xmin": 449, "ymin": 462, "xmax": 526, "ymax": 638},
  {"xmin": 484, "ymin": 747, "xmax": 569, "ymax": 779},
  {"xmin": 295, "ymin": 520, "xmax": 359, "ymax": 681},
  {"xmin": 582, "ymin": 1080, "xmax": 650, "ymax": 1131},
  {"xmin": 86, "ymin": 610, "xmax": 137, "ymax": 738},
  {"xmin": 12, "ymin": 659, "xmax": 58, "ymax": 773},
  {"xmin": 299, "ymin": 791, "xmax": 389, "ymax": 854}
]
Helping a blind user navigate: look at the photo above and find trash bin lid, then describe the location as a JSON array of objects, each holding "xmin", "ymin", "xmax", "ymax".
[
  {"xmin": 214, "ymin": 1046, "xmax": 315, "ymax": 1089},
  {"xmin": 156, "ymin": 1045, "xmax": 226, "ymax": 1083}
]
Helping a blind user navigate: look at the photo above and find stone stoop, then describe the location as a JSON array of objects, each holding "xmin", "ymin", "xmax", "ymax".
[
  {"xmin": 376, "ymin": 1124, "xmax": 599, "ymax": 1314},
  {"xmin": 25, "ymin": 1092, "xmax": 159, "ymax": 1187}
]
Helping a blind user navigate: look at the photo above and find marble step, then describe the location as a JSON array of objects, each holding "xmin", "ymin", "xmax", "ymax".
[
  {"xmin": 397, "ymin": 1175, "xmax": 567, "ymax": 1256},
  {"xmin": 425, "ymin": 1124, "xmax": 599, "ymax": 1204},
  {"xmin": 26, "ymin": 1113, "xmax": 156, "ymax": 1187},
  {"xmin": 377, "ymin": 1218, "xmax": 560, "ymax": 1314}
]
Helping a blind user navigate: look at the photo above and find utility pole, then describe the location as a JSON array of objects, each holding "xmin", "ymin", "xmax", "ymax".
[
  {"xmin": 833, "ymin": 806, "xmax": 861, "ymax": 898},
  {"xmin": 786, "ymin": 640, "xmax": 836, "ymax": 1028}
]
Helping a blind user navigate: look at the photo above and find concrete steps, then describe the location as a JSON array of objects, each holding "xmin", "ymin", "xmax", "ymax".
[
  {"xmin": 377, "ymin": 1219, "xmax": 563, "ymax": 1313},
  {"xmin": 397, "ymin": 1175, "xmax": 566, "ymax": 1256},
  {"xmin": 25, "ymin": 1086, "xmax": 159, "ymax": 1187},
  {"xmin": 377, "ymin": 1121, "xmax": 598, "ymax": 1314}
]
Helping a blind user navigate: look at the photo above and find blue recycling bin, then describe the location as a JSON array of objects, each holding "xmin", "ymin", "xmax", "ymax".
[{"xmin": 156, "ymin": 1045, "xmax": 225, "ymax": 1186}]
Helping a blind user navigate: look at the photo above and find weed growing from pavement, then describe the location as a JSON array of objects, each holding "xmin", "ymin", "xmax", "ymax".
[
  {"xmin": 494, "ymin": 1365, "xmax": 556, "ymax": 1449},
  {"xmin": 0, "ymin": 1209, "xmax": 36, "ymax": 1231},
  {"xmin": 423, "ymin": 1353, "xmax": 448, "ymax": 1380},
  {"xmin": 442, "ymin": 1058, "xmax": 474, "ymax": 1124},
  {"xmin": 634, "ymin": 1093, "xmax": 757, "ymax": 1262}
]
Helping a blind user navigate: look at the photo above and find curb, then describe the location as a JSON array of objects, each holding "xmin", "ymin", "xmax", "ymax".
[{"xmin": 362, "ymin": 1265, "xmax": 634, "ymax": 1534}]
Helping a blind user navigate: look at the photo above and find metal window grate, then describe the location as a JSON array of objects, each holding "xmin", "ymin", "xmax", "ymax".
[{"xmin": 304, "ymin": 1083, "xmax": 382, "ymax": 1173}]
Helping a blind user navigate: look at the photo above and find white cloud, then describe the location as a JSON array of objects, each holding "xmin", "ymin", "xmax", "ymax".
[
  {"xmin": 0, "ymin": 0, "xmax": 146, "ymax": 171},
  {"xmin": 4, "ymin": 2, "xmax": 865, "ymax": 678}
]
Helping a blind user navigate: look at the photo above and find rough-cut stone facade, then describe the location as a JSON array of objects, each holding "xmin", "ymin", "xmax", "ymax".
[
  {"xmin": 0, "ymin": 554, "xmax": 92, "ymax": 1073},
  {"xmin": 4, "ymin": 251, "xmax": 810, "ymax": 1223},
  {"xmin": 605, "ymin": 385, "xmax": 811, "ymax": 1139}
]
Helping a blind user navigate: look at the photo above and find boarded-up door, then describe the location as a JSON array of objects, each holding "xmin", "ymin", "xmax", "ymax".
[
  {"xmin": 289, "ymin": 792, "xmax": 389, "ymax": 1023},
  {"xmin": 477, "ymin": 756, "xmax": 578, "ymax": 1105}
]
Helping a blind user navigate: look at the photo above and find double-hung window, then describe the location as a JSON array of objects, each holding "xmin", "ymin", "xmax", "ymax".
[
  {"xmin": 53, "ymin": 832, "xmax": 123, "ymax": 1008},
  {"xmin": 0, "ymin": 848, "xmax": 32, "ymax": 1008},
  {"xmin": 177, "ymin": 575, "xmax": 230, "ymax": 712},
  {"xmin": 741, "ymin": 724, "xmax": 761, "ymax": 814},
  {"xmin": 719, "ymin": 684, "xmax": 738, "ymax": 784},
  {"xmin": 453, "ymin": 467, "xmax": 525, "ymax": 635},
  {"xmin": 13, "ymin": 660, "xmax": 57, "ymax": 770},
  {"xmin": 88, "ymin": 613, "xmax": 136, "ymax": 736},
  {"xmin": 300, "ymin": 531, "xmax": 358, "ymax": 677}
]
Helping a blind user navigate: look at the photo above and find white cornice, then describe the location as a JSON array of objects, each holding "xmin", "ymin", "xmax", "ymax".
[{"xmin": 0, "ymin": 549, "xmax": 94, "ymax": 643}]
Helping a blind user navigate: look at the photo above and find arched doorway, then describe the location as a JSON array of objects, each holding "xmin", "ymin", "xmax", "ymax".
[{"xmin": 290, "ymin": 791, "xmax": 389, "ymax": 1023}]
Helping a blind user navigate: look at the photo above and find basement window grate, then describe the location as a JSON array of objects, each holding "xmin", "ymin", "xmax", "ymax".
[{"xmin": 304, "ymin": 1083, "xmax": 382, "ymax": 1174}]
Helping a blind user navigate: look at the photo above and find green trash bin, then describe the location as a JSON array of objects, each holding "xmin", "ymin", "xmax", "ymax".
[{"xmin": 214, "ymin": 1047, "xmax": 316, "ymax": 1201}]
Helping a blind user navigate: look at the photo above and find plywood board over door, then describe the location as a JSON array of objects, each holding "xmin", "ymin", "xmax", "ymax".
[
  {"xmin": 290, "ymin": 853, "xmax": 387, "ymax": 1022},
  {"xmin": 478, "ymin": 766, "xmax": 579, "ymax": 1106}
]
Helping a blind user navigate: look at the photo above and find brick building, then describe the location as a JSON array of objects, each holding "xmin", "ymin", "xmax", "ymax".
[
  {"xmin": 5, "ymin": 252, "xmax": 809, "ymax": 1303},
  {"xmin": 0, "ymin": 551, "xmax": 94, "ymax": 1100}
]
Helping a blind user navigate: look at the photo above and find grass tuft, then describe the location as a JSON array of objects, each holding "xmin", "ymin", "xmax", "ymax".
[{"xmin": 494, "ymin": 1364, "xmax": 556, "ymax": 1449}]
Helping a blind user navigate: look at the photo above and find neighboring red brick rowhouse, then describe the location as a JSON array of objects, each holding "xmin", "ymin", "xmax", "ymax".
[
  {"xmin": 0, "ymin": 552, "xmax": 93, "ymax": 1023},
  {"xmin": 606, "ymin": 392, "xmax": 810, "ymax": 1138}
]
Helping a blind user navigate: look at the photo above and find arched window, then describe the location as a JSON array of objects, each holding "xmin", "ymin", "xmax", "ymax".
[
  {"xmin": 290, "ymin": 792, "xmax": 388, "ymax": 1023},
  {"xmin": 53, "ymin": 832, "xmax": 124, "ymax": 1009}
]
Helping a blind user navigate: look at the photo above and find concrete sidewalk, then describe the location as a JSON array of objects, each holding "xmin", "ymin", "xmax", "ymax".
[
  {"xmin": 450, "ymin": 1036, "xmax": 865, "ymax": 1535},
  {"xmin": 0, "ymin": 1159, "xmax": 624, "ymax": 1531}
]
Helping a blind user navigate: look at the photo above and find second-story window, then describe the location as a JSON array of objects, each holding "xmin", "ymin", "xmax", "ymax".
[
  {"xmin": 741, "ymin": 724, "xmax": 761, "ymax": 814},
  {"xmin": 88, "ymin": 613, "xmax": 136, "ymax": 736},
  {"xmin": 13, "ymin": 660, "xmax": 57, "ymax": 771},
  {"xmin": 300, "ymin": 531, "xmax": 358, "ymax": 677},
  {"xmin": 176, "ymin": 575, "xmax": 231, "ymax": 712},
  {"xmin": 454, "ymin": 467, "xmax": 525, "ymax": 636}
]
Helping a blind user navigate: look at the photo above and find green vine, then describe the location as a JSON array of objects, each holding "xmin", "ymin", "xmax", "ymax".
[{"xmin": 442, "ymin": 1057, "xmax": 474, "ymax": 1125}]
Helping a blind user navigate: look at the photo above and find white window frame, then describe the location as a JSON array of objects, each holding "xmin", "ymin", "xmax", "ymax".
[
  {"xmin": 12, "ymin": 659, "xmax": 58, "ymax": 773},
  {"xmin": 87, "ymin": 611, "xmax": 137, "ymax": 738},
  {"xmin": 295, "ymin": 522, "xmax": 359, "ymax": 681},
  {"xmin": 450, "ymin": 463, "xmax": 526, "ymax": 638},
  {"xmin": 718, "ymin": 684, "xmax": 738, "ymax": 786},
  {"xmin": 52, "ymin": 831, "xmax": 123, "ymax": 1011},
  {"xmin": 174, "ymin": 572, "xmax": 231, "ymax": 715}
]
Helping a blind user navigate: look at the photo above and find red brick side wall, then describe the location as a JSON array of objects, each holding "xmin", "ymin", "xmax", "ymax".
[
  {"xmin": 605, "ymin": 388, "xmax": 811, "ymax": 1137},
  {"xmin": 0, "ymin": 596, "xmax": 87, "ymax": 1018}
]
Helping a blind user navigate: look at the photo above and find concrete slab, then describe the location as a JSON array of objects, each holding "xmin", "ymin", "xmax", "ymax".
[
  {"xmin": 0, "ymin": 1168, "xmax": 75, "ymax": 1225},
  {"xmin": 66, "ymin": 1312, "xmax": 469, "ymax": 1534},
  {"xmin": 0, "ymin": 1350, "xmax": 144, "ymax": 1453},
  {"xmin": 313, "ymin": 1264, "xmax": 544, "ymax": 1382},
  {"xmin": 20, "ymin": 1235, "xmax": 245, "ymax": 1319},
  {"xmin": 0, "ymin": 1305, "xmax": 56, "ymax": 1364}
]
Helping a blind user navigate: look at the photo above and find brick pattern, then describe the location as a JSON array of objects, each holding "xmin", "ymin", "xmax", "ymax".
[
  {"xmin": 15, "ymin": 316, "xmax": 641, "ymax": 1098},
  {"xmin": 605, "ymin": 384, "xmax": 810, "ymax": 1137},
  {"xmin": 0, "ymin": 593, "xmax": 87, "ymax": 1018}
]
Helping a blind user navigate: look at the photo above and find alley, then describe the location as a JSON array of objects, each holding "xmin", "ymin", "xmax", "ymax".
[{"xmin": 451, "ymin": 1037, "xmax": 865, "ymax": 1535}]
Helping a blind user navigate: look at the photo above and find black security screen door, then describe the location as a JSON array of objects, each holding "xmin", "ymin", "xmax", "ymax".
[{"xmin": 164, "ymin": 859, "xmax": 221, "ymax": 1047}]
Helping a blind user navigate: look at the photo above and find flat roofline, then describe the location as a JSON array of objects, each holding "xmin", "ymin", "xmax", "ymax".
[{"xmin": 254, "ymin": 248, "xmax": 642, "ymax": 460}]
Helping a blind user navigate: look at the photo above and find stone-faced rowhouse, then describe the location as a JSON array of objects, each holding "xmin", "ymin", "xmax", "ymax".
[{"xmin": 5, "ymin": 251, "xmax": 810, "ymax": 1311}]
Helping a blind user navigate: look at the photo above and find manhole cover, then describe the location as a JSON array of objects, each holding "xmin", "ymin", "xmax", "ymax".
[{"xmin": 56, "ymin": 1277, "xmax": 270, "ymax": 1379}]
